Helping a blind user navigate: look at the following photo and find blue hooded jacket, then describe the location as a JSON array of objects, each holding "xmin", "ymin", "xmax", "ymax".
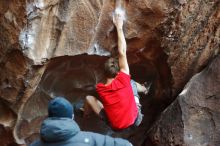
[{"xmin": 30, "ymin": 117, "xmax": 132, "ymax": 146}]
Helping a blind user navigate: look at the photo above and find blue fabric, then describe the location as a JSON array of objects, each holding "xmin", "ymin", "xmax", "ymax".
[
  {"xmin": 130, "ymin": 80, "xmax": 143, "ymax": 126},
  {"xmin": 130, "ymin": 80, "xmax": 139, "ymax": 99},
  {"xmin": 40, "ymin": 118, "xmax": 79, "ymax": 142},
  {"xmin": 29, "ymin": 118, "xmax": 132, "ymax": 146},
  {"xmin": 48, "ymin": 97, "xmax": 73, "ymax": 119}
]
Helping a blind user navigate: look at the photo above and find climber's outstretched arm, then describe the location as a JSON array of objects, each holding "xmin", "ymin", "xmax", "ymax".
[{"xmin": 113, "ymin": 10, "xmax": 129, "ymax": 75}]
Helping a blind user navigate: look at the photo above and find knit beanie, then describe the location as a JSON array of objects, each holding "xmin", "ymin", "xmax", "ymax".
[{"xmin": 48, "ymin": 97, "xmax": 73, "ymax": 119}]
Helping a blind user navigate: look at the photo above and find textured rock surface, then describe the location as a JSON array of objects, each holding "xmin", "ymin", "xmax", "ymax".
[
  {"xmin": 148, "ymin": 56, "xmax": 220, "ymax": 146},
  {"xmin": 0, "ymin": 0, "xmax": 219, "ymax": 145},
  {"xmin": 0, "ymin": 125, "xmax": 18, "ymax": 146},
  {"xmin": 0, "ymin": 0, "xmax": 27, "ymax": 105},
  {"xmin": 163, "ymin": 0, "xmax": 220, "ymax": 96}
]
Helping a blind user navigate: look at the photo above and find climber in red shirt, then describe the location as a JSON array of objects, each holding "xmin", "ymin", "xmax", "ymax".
[{"xmin": 83, "ymin": 8, "xmax": 149, "ymax": 130}]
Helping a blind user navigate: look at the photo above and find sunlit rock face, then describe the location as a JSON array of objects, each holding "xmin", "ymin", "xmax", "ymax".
[
  {"xmin": 148, "ymin": 56, "xmax": 220, "ymax": 146},
  {"xmin": 0, "ymin": 0, "xmax": 219, "ymax": 145}
]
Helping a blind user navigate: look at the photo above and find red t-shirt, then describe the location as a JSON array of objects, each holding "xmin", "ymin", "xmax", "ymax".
[{"xmin": 96, "ymin": 71, "xmax": 138, "ymax": 130}]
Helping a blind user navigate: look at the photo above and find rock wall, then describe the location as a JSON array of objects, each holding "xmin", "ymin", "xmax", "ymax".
[
  {"xmin": 163, "ymin": 0, "xmax": 220, "ymax": 96},
  {"xmin": 148, "ymin": 55, "xmax": 220, "ymax": 146},
  {"xmin": 0, "ymin": 0, "xmax": 219, "ymax": 145}
]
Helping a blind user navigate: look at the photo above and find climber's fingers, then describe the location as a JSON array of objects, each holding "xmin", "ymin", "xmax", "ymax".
[
  {"xmin": 113, "ymin": 14, "xmax": 123, "ymax": 27},
  {"xmin": 113, "ymin": 8, "xmax": 125, "ymax": 27}
]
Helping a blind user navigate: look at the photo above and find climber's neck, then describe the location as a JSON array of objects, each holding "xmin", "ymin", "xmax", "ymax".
[{"xmin": 105, "ymin": 78, "xmax": 114, "ymax": 86}]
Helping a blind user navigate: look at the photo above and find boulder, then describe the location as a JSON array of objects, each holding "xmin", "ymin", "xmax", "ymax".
[
  {"xmin": 0, "ymin": 0, "xmax": 219, "ymax": 145},
  {"xmin": 148, "ymin": 56, "xmax": 220, "ymax": 146}
]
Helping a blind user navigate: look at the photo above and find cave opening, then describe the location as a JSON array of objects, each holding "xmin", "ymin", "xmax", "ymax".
[
  {"xmin": 38, "ymin": 54, "xmax": 155, "ymax": 133},
  {"xmin": 21, "ymin": 52, "xmax": 172, "ymax": 145}
]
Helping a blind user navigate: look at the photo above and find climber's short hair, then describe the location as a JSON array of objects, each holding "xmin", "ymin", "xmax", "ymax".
[{"xmin": 104, "ymin": 57, "xmax": 119, "ymax": 78}]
